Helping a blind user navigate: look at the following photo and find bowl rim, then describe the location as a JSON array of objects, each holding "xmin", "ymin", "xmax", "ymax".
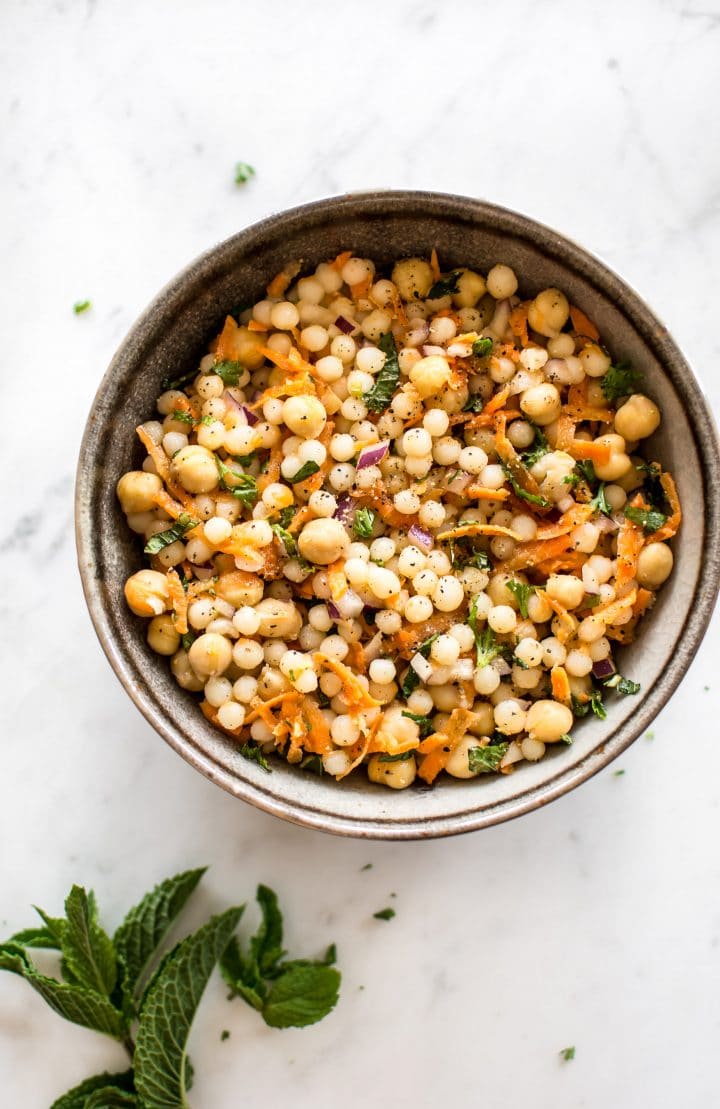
[{"xmin": 75, "ymin": 189, "xmax": 720, "ymax": 839}]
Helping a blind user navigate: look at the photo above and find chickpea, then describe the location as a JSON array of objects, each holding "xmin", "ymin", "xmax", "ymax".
[
  {"xmin": 147, "ymin": 613, "xmax": 181, "ymax": 656},
  {"xmin": 171, "ymin": 648, "xmax": 205, "ymax": 692},
  {"xmin": 188, "ymin": 633, "xmax": 233, "ymax": 677},
  {"xmin": 297, "ymin": 518, "xmax": 350, "ymax": 565},
  {"xmin": 171, "ymin": 445, "xmax": 219, "ymax": 494},
  {"xmin": 367, "ymin": 752, "xmax": 417, "ymax": 790},
  {"xmin": 254, "ymin": 598, "xmax": 303, "ymax": 639},
  {"xmin": 391, "ymin": 258, "xmax": 434, "ymax": 301},
  {"xmin": 282, "ymin": 395, "xmax": 328, "ymax": 439},
  {"xmin": 527, "ymin": 288, "xmax": 570, "ymax": 337},
  {"xmin": 453, "ymin": 268, "xmax": 486, "ymax": 308},
  {"xmin": 592, "ymin": 434, "xmax": 633, "ymax": 482},
  {"xmin": 614, "ymin": 457, "xmax": 646, "ymax": 493},
  {"xmin": 546, "ymin": 574, "xmax": 585, "ymax": 609},
  {"xmin": 409, "ymin": 355, "xmax": 452, "ymax": 399},
  {"xmin": 446, "ymin": 735, "xmax": 485, "ymax": 779},
  {"xmin": 614, "ymin": 394, "xmax": 661, "ymax": 440},
  {"xmin": 579, "ymin": 343, "xmax": 611, "ymax": 378},
  {"xmin": 636, "ymin": 542, "xmax": 674, "ymax": 589},
  {"xmin": 227, "ymin": 325, "xmax": 266, "ymax": 370},
  {"xmin": 525, "ymin": 699, "xmax": 573, "ymax": 743},
  {"xmin": 124, "ymin": 569, "xmax": 170, "ymax": 616},
  {"xmin": 215, "ymin": 572, "xmax": 264, "ymax": 608},
  {"xmin": 520, "ymin": 383, "xmax": 562, "ymax": 426},
  {"xmin": 116, "ymin": 471, "xmax": 163, "ymax": 514}
]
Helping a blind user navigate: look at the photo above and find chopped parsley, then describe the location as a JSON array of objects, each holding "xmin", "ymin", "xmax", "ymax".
[
  {"xmin": 559, "ymin": 1046, "xmax": 576, "ymax": 1062},
  {"xmin": 463, "ymin": 393, "xmax": 487, "ymax": 414},
  {"xmin": 364, "ymin": 332, "xmax": 400, "ymax": 413},
  {"xmin": 500, "ymin": 462, "xmax": 551, "ymax": 508},
  {"xmin": 468, "ymin": 596, "xmax": 508, "ymax": 668},
  {"xmin": 589, "ymin": 482, "xmax": 612, "ymax": 517},
  {"xmin": 181, "ymin": 631, "xmax": 196, "ymax": 652},
  {"xmin": 575, "ymin": 459, "xmax": 597, "ymax": 485},
  {"xmin": 449, "ymin": 543, "xmax": 492, "ymax": 573},
  {"xmin": 467, "ymin": 743, "xmax": 509, "ymax": 773},
  {"xmin": 213, "ymin": 360, "xmax": 244, "ymax": 386},
  {"xmin": 270, "ymin": 523, "xmax": 297, "ymax": 557},
  {"xmin": 603, "ymin": 674, "xmax": 641, "ymax": 695},
  {"xmin": 144, "ymin": 513, "xmax": 199, "ymax": 554},
  {"xmin": 506, "ymin": 579, "xmax": 535, "ymax": 619},
  {"xmin": 353, "ymin": 507, "xmax": 376, "ymax": 539},
  {"xmin": 216, "ymin": 459, "xmax": 258, "ymax": 508},
  {"xmin": 472, "ymin": 336, "xmax": 494, "ymax": 357},
  {"xmin": 400, "ymin": 633, "xmax": 440, "ymax": 699},
  {"xmin": 427, "ymin": 271, "xmax": 461, "ymax": 299},
  {"xmin": 288, "ymin": 460, "xmax": 320, "ymax": 485},
  {"xmin": 522, "ymin": 425, "xmax": 550, "ymax": 467},
  {"xmin": 161, "ymin": 367, "xmax": 198, "ymax": 391},
  {"xmin": 572, "ymin": 688, "xmax": 606, "ymax": 720},
  {"xmin": 221, "ymin": 1030, "xmax": 231, "ymax": 1042},
  {"xmin": 234, "ymin": 161, "xmax": 255, "ymax": 185},
  {"xmin": 559, "ymin": 733, "xmax": 573, "ymax": 745},
  {"xmin": 623, "ymin": 504, "xmax": 666, "ymax": 533},
  {"xmin": 170, "ymin": 409, "xmax": 195, "ymax": 425},
  {"xmin": 400, "ymin": 711, "xmax": 434, "ymax": 738},
  {"xmin": 378, "ymin": 751, "xmax": 414, "ymax": 762},
  {"xmin": 373, "ymin": 908, "xmax": 396, "ymax": 921},
  {"xmin": 613, "ymin": 769, "xmax": 626, "ymax": 777},
  {"xmin": 299, "ymin": 754, "xmax": 324, "ymax": 776},
  {"xmin": 600, "ymin": 359, "xmax": 643, "ymax": 402},
  {"xmin": 238, "ymin": 743, "xmax": 270, "ymax": 772},
  {"xmin": 360, "ymin": 863, "xmax": 373, "ymax": 871},
  {"xmin": 73, "ymin": 299, "xmax": 91, "ymax": 314}
]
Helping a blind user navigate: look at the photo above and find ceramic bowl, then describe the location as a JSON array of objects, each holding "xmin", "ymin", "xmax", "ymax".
[{"xmin": 75, "ymin": 191, "xmax": 720, "ymax": 839}]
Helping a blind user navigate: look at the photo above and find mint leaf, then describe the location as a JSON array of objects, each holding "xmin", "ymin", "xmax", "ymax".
[
  {"xmin": 113, "ymin": 868, "xmax": 206, "ymax": 1003},
  {"xmin": 234, "ymin": 161, "xmax": 255, "ymax": 185},
  {"xmin": 468, "ymin": 597, "xmax": 508, "ymax": 668},
  {"xmin": 427, "ymin": 271, "xmax": 461, "ymax": 299},
  {"xmin": 62, "ymin": 886, "xmax": 117, "ymax": 997},
  {"xmin": 400, "ymin": 710, "xmax": 434, "ymax": 738},
  {"xmin": 6, "ymin": 926, "xmax": 60, "ymax": 949},
  {"xmin": 288, "ymin": 460, "xmax": 320, "ymax": 485},
  {"xmin": 262, "ymin": 964, "xmax": 340, "ymax": 1029},
  {"xmin": 170, "ymin": 409, "xmax": 195, "ymax": 425},
  {"xmin": 589, "ymin": 482, "xmax": 612, "ymax": 517},
  {"xmin": 250, "ymin": 885, "xmax": 285, "ymax": 978},
  {"xmin": 216, "ymin": 459, "xmax": 258, "ymax": 508},
  {"xmin": 144, "ymin": 514, "xmax": 198, "ymax": 555},
  {"xmin": 0, "ymin": 944, "xmax": 125, "ymax": 1037},
  {"xmin": 364, "ymin": 332, "xmax": 400, "ymax": 413},
  {"xmin": 603, "ymin": 674, "xmax": 641, "ymax": 695},
  {"xmin": 600, "ymin": 360, "xmax": 642, "ymax": 402},
  {"xmin": 50, "ymin": 1071, "xmax": 136, "ymax": 1109},
  {"xmin": 468, "ymin": 744, "xmax": 508, "ymax": 773},
  {"xmin": 373, "ymin": 908, "xmax": 395, "ymax": 921},
  {"xmin": 506, "ymin": 579, "xmax": 534, "ymax": 619},
  {"xmin": 270, "ymin": 523, "xmax": 297, "ymax": 556},
  {"xmin": 219, "ymin": 936, "xmax": 265, "ymax": 1011},
  {"xmin": 623, "ymin": 504, "xmax": 666, "ymax": 533},
  {"xmin": 560, "ymin": 1045, "xmax": 576, "ymax": 1062},
  {"xmin": 400, "ymin": 632, "xmax": 440, "ymax": 699},
  {"xmin": 134, "ymin": 906, "xmax": 244, "ymax": 1109}
]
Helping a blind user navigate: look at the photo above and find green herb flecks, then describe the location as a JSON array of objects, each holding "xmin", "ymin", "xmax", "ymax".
[
  {"xmin": 216, "ymin": 459, "xmax": 258, "ymax": 509},
  {"xmin": 472, "ymin": 336, "xmax": 494, "ymax": 357},
  {"xmin": 234, "ymin": 162, "xmax": 256, "ymax": 185},
  {"xmin": 73, "ymin": 299, "xmax": 92, "ymax": 314},
  {"xmin": 364, "ymin": 332, "xmax": 400, "ymax": 413},
  {"xmin": 624, "ymin": 504, "xmax": 667, "ymax": 533},
  {"xmin": 373, "ymin": 908, "xmax": 396, "ymax": 922},
  {"xmin": 572, "ymin": 688, "xmax": 606, "ymax": 720},
  {"xmin": 506, "ymin": 579, "xmax": 535, "ymax": 619},
  {"xmin": 219, "ymin": 886, "xmax": 340, "ymax": 1028},
  {"xmin": 603, "ymin": 674, "xmax": 641, "ymax": 695},
  {"xmin": 288, "ymin": 461, "xmax": 320, "ymax": 485},
  {"xmin": 400, "ymin": 633, "xmax": 440, "ymax": 699},
  {"xmin": 427, "ymin": 271, "xmax": 461, "ymax": 300},
  {"xmin": 468, "ymin": 596, "xmax": 508, "ymax": 669},
  {"xmin": 378, "ymin": 751, "xmax": 414, "ymax": 762},
  {"xmin": 401, "ymin": 711, "xmax": 434, "ymax": 738},
  {"xmin": 613, "ymin": 769, "xmax": 626, "ymax": 777},
  {"xmin": 213, "ymin": 360, "xmax": 245, "ymax": 386},
  {"xmin": 238, "ymin": 743, "xmax": 271, "ymax": 772},
  {"xmin": 467, "ymin": 743, "xmax": 509, "ymax": 774},
  {"xmin": 601, "ymin": 360, "xmax": 643, "ymax": 402},
  {"xmin": 170, "ymin": 409, "xmax": 195, "ymax": 425},
  {"xmin": 500, "ymin": 462, "xmax": 551, "ymax": 508},
  {"xmin": 559, "ymin": 1046, "xmax": 576, "ymax": 1062},
  {"xmin": 144, "ymin": 513, "xmax": 199, "ymax": 555},
  {"xmin": 271, "ymin": 524, "xmax": 297, "ymax": 557},
  {"xmin": 589, "ymin": 482, "xmax": 612, "ymax": 517},
  {"xmin": 299, "ymin": 754, "xmax": 324, "ymax": 776},
  {"xmin": 353, "ymin": 507, "xmax": 376, "ymax": 539},
  {"xmin": 522, "ymin": 425, "xmax": 550, "ymax": 467}
]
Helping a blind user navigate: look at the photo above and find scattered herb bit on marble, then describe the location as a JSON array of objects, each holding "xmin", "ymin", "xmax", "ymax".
[
  {"xmin": 560, "ymin": 1046, "xmax": 576, "ymax": 1062},
  {"xmin": 645, "ymin": 731, "xmax": 655, "ymax": 741},
  {"xmin": 0, "ymin": 869, "xmax": 340, "ymax": 1107},
  {"xmin": 221, "ymin": 1029, "xmax": 230, "ymax": 1042},
  {"xmin": 234, "ymin": 161, "xmax": 255, "ymax": 185},
  {"xmin": 373, "ymin": 908, "xmax": 395, "ymax": 922},
  {"xmin": 73, "ymin": 299, "xmax": 92, "ymax": 315},
  {"xmin": 613, "ymin": 769, "xmax": 626, "ymax": 777},
  {"xmin": 360, "ymin": 863, "xmax": 373, "ymax": 872}
]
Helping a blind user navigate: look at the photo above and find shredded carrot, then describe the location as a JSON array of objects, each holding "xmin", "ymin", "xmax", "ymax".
[
  {"xmin": 569, "ymin": 305, "xmax": 600, "ymax": 341},
  {"xmin": 286, "ymin": 506, "xmax": 312, "ymax": 536},
  {"xmin": 350, "ymin": 276, "xmax": 372, "ymax": 300},
  {"xmin": 246, "ymin": 319, "xmax": 267, "ymax": 332},
  {"xmin": 436, "ymin": 522, "xmax": 521, "ymax": 543},
  {"xmin": 537, "ymin": 588, "xmax": 576, "ymax": 643},
  {"xmin": 500, "ymin": 534, "xmax": 573, "ymax": 572},
  {"xmin": 312, "ymin": 653, "xmax": 380, "ymax": 712},
  {"xmin": 648, "ymin": 471, "xmax": 681, "ymax": 542},
  {"xmin": 535, "ymin": 503, "xmax": 593, "ymax": 541},
  {"xmin": 243, "ymin": 692, "xmax": 296, "ymax": 727},
  {"xmin": 595, "ymin": 588, "xmax": 638, "ymax": 625},
  {"xmin": 266, "ymin": 260, "xmax": 301, "ymax": 299},
  {"xmin": 555, "ymin": 414, "xmax": 576, "ymax": 452},
  {"xmin": 551, "ymin": 665, "xmax": 571, "ymax": 704},
  {"xmin": 633, "ymin": 587, "xmax": 655, "ymax": 616},
  {"xmin": 464, "ymin": 486, "xmax": 510, "ymax": 501},
  {"xmin": 200, "ymin": 699, "xmax": 245, "ymax": 737},
  {"xmin": 151, "ymin": 489, "xmax": 203, "ymax": 536},
  {"xmin": 166, "ymin": 568, "xmax": 188, "ymax": 635},
  {"xmin": 345, "ymin": 641, "xmax": 366, "ymax": 673},
  {"xmin": 327, "ymin": 560, "xmax": 348, "ymax": 601},
  {"xmin": 466, "ymin": 384, "xmax": 512, "ymax": 428},
  {"xmin": 615, "ymin": 510, "xmax": 645, "ymax": 587},
  {"xmin": 417, "ymin": 708, "xmax": 476, "ymax": 784},
  {"xmin": 430, "ymin": 248, "xmax": 441, "ymax": 281},
  {"xmin": 257, "ymin": 441, "xmax": 283, "ymax": 493},
  {"xmin": 136, "ymin": 425, "xmax": 196, "ymax": 508},
  {"xmin": 509, "ymin": 303, "xmax": 529, "ymax": 347},
  {"xmin": 331, "ymin": 250, "xmax": 352, "ymax": 271},
  {"xmin": 568, "ymin": 439, "xmax": 612, "ymax": 465}
]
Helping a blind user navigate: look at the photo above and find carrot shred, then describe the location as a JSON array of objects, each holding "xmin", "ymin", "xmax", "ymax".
[
  {"xmin": 257, "ymin": 441, "xmax": 283, "ymax": 493},
  {"xmin": 417, "ymin": 708, "xmax": 476, "ymax": 784},
  {"xmin": 535, "ymin": 503, "xmax": 593, "ymax": 541},
  {"xmin": 536, "ymin": 588, "xmax": 576, "ymax": 643},
  {"xmin": 286, "ymin": 506, "xmax": 311, "ymax": 536},
  {"xmin": 500, "ymin": 534, "xmax": 573, "ymax": 572},
  {"xmin": 568, "ymin": 439, "xmax": 612, "ymax": 465},
  {"xmin": 266, "ymin": 260, "xmax": 302, "ymax": 299},
  {"xmin": 551, "ymin": 665, "xmax": 571, "ymax": 704},
  {"xmin": 555, "ymin": 414, "xmax": 576, "ymax": 453},
  {"xmin": 466, "ymin": 384, "xmax": 512, "ymax": 428},
  {"xmin": 166, "ymin": 568, "xmax": 188, "ymax": 635},
  {"xmin": 436, "ymin": 522, "xmax": 521, "ymax": 543},
  {"xmin": 569, "ymin": 305, "xmax": 600, "ymax": 341},
  {"xmin": 615, "ymin": 510, "xmax": 645, "ymax": 587},
  {"xmin": 246, "ymin": 319, "xmax": 267, "ymax": 332},
  {"xmin": 136, "ymin": 425, "xmax": 196, "ymax": 508},
  {"xmin": 633, "ymin": 587, "xmax": 655, "ymax": 616},
  {"xmin": 312, "ymin": 652, "xmax": 380, "ymax": 712},
  {"xmin": 430, "ymin": 248, "xmax": 441, "ymax": 281},
  {"xmin": 595, "ymin": 588, "xmax": 638, "ymax": 625},
  {"xmin": 648, "ymin": 471, "xmax": 681, "ymax": 542},
  {"xmin": 464, "ymin": 486, "xmax": 510, "ymax": 501},
  {"xmin": 509, "ymin": 303, "xmax": 529, "ymax": 347},
  {"xmin": 350, "ymin": 277, "xmax": 372, "ymax": 300},
  {"xmin": 332, "ymin": 250, "xmax": 352, "ymax": 271},
  {"xmin": 327, "ymin": 560, "xmax": 348, "ymax": 601}
]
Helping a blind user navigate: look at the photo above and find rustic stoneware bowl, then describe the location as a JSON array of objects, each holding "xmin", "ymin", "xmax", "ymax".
[{"xmin": 76, "ymin": 191, "xmax": 720, "ymax": 839}]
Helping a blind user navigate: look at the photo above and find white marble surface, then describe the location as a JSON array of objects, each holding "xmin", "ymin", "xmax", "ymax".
[{"xmin": 2, "ymin": 1, "xmax": 720, "ymax": 1105}]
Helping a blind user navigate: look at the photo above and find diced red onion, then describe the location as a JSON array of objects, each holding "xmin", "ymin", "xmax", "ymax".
[
  {"xmin": 363, "ymin": 631, "xmax": 384, "ymax": 664},
  {"xmin": 335, "ymin": 315, "xmax": 355, "ymax": 334},
  {"xmin": 194, "ymin": 565, "xmax": 216, "ymax": 581},
  {"xmin": 447, "ymin": 471, "xmax": 472, "ymax": 495},
  {"xmin": 333, "ymin": 494, "xmax": 357, "ymax": 526},
  {"xmin": 494, "ymin": 658, "xmax": 512, "ymax": 677},
  {"xmin": 422, "ymin": 344, "xmax": 447, "ymax": 357},
  {"xmin": 326, "ymin": 589, "xmax": 363, "ymax": 621},
  {"xmin": 408, "ymin": 524, "xmax": 434, "ymax": 551},
  {"xmin": 592, "ymin": 658, "xmax": 616, "ymax": 680},
  {"xmin": 242, "ymin": 404, "xmax": 259, "ymax": 426},
  {"xmin": 356, "ymin": 440, "xmax": 389, "ymax": 470},
  {"xmin": 223, "ymin": 390, "xmax": 243, "ymax": 412},
  {"xmin": 326, "ymin": 600, "xmax": 341, "ymax": 620},
  {"xmin": 597, "ymin": 515, "xmax": 620, "ymax": 533}
]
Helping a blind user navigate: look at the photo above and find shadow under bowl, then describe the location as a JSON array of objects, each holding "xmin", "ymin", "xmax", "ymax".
[{"xmin": 75, "ymin": 190, "xmax": 720, "ymax": 839}]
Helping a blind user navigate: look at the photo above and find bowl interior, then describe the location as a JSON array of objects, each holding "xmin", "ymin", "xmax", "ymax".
[{"xmin": 76, "ymin": 191, "xmax": 720, "ymax": 838}]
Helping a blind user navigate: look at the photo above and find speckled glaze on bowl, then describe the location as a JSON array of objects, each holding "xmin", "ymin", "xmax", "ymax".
[{"xmin": 75, "ymin": 191, "xmax": 720, "ymax": 839}]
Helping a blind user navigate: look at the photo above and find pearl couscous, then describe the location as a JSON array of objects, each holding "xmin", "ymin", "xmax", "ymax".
[{"xmin": 118, "ymin": 251, "xmax": 681, "ymax": 788}]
